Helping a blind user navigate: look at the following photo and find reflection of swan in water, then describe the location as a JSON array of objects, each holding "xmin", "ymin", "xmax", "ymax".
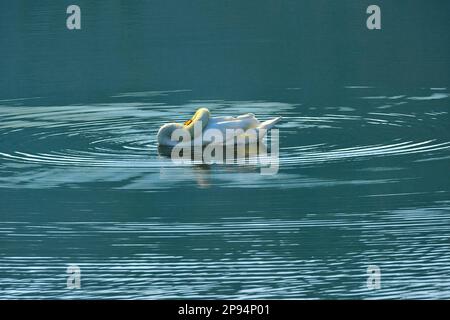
[
  {"xmin": 157, "ymin": 141, "xmax": 269, "ymax": 163},
  {"xmin": 157, "ymin": 108, "xmax": 282, "ymax": 146},
  {"xmin": 158, "ymin": 142, "xmax": 273, "ymax": 188},
  {"xmin": 158, "ymin": 161, "xmax": 269, "ymax": 189}
]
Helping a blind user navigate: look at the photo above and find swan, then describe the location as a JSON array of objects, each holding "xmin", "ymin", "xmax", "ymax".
[{"xmin": 157, "ymin": 108, "xmax": 282, "ymax": 147}]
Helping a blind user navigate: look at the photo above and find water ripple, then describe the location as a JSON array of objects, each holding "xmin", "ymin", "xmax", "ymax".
[
  {"xmin": 1, "ymin": 203, "xmax": 450, "ymax": 299},
  {"xmin": 0, "ymin": 90, "xmax": 449, "ymax": 189}
]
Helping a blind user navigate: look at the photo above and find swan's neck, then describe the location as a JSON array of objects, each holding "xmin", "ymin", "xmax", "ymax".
[{"xmin": 157, "ymin": 123, "xmax": 184, "ymax": 147}]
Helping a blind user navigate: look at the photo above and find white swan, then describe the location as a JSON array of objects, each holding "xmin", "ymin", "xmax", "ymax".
[{"xmin": 157, "ymin": 108, "xmax": 281, "ymax": 147}]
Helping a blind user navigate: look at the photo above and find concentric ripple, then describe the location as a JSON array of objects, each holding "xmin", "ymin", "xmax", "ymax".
[
  {"xmin": 0, "ymin": 88, "xmax": 449, "ymax": 189},
  {"xmin": 1, "ymin": 88, "xmax": 450, "ymax": 299}
]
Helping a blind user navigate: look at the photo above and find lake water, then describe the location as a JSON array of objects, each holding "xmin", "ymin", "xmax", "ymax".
[{"xmin": 0, "ymin": 1, "xmax": 449, "ymax": 299}]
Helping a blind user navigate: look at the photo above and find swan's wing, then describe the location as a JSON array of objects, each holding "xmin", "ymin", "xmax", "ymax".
[
  {"xmin": 208, "ymin": 116, "xmax": 259, "ymax": 131},
  {"xmin": 236, "ymin": 113, "xmax": 255, "ymax": 119},
  {"xmin": 211, "ymin": 116, "xmax": 234, "ymax": 122},
  {"xmin": 231, "ymin": 116, "xmax": 282, "ymax": 144}
]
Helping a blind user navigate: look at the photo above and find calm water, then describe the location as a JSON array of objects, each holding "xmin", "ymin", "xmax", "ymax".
[{"xmin": 1, "ymin": 1, "xmax": 449, "ymax": 299}]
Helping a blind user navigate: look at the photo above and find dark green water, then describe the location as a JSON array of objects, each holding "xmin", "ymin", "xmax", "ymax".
[{"xmin": 1, "ymin": 1, "xmax": 449, "ymax": 299}]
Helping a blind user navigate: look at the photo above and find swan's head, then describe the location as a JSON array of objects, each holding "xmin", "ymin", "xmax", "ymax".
[{"xmin": 157, "ymin": 108, "xmax": 211, "ymax": 146}]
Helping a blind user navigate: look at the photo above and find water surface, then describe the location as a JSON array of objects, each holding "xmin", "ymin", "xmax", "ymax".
[{"xmin": 1, "ymin": 1, "xmax": 450, "ymax": 299}]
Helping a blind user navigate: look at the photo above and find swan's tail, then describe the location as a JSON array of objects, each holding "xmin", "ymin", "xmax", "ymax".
[
  {"xmin": 247, "ymin": 116, "xmax": 282, "ymax": 142},
  {"xmin": 258, "ymin": 116, "xmax": 282, "ymax": 131}
]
